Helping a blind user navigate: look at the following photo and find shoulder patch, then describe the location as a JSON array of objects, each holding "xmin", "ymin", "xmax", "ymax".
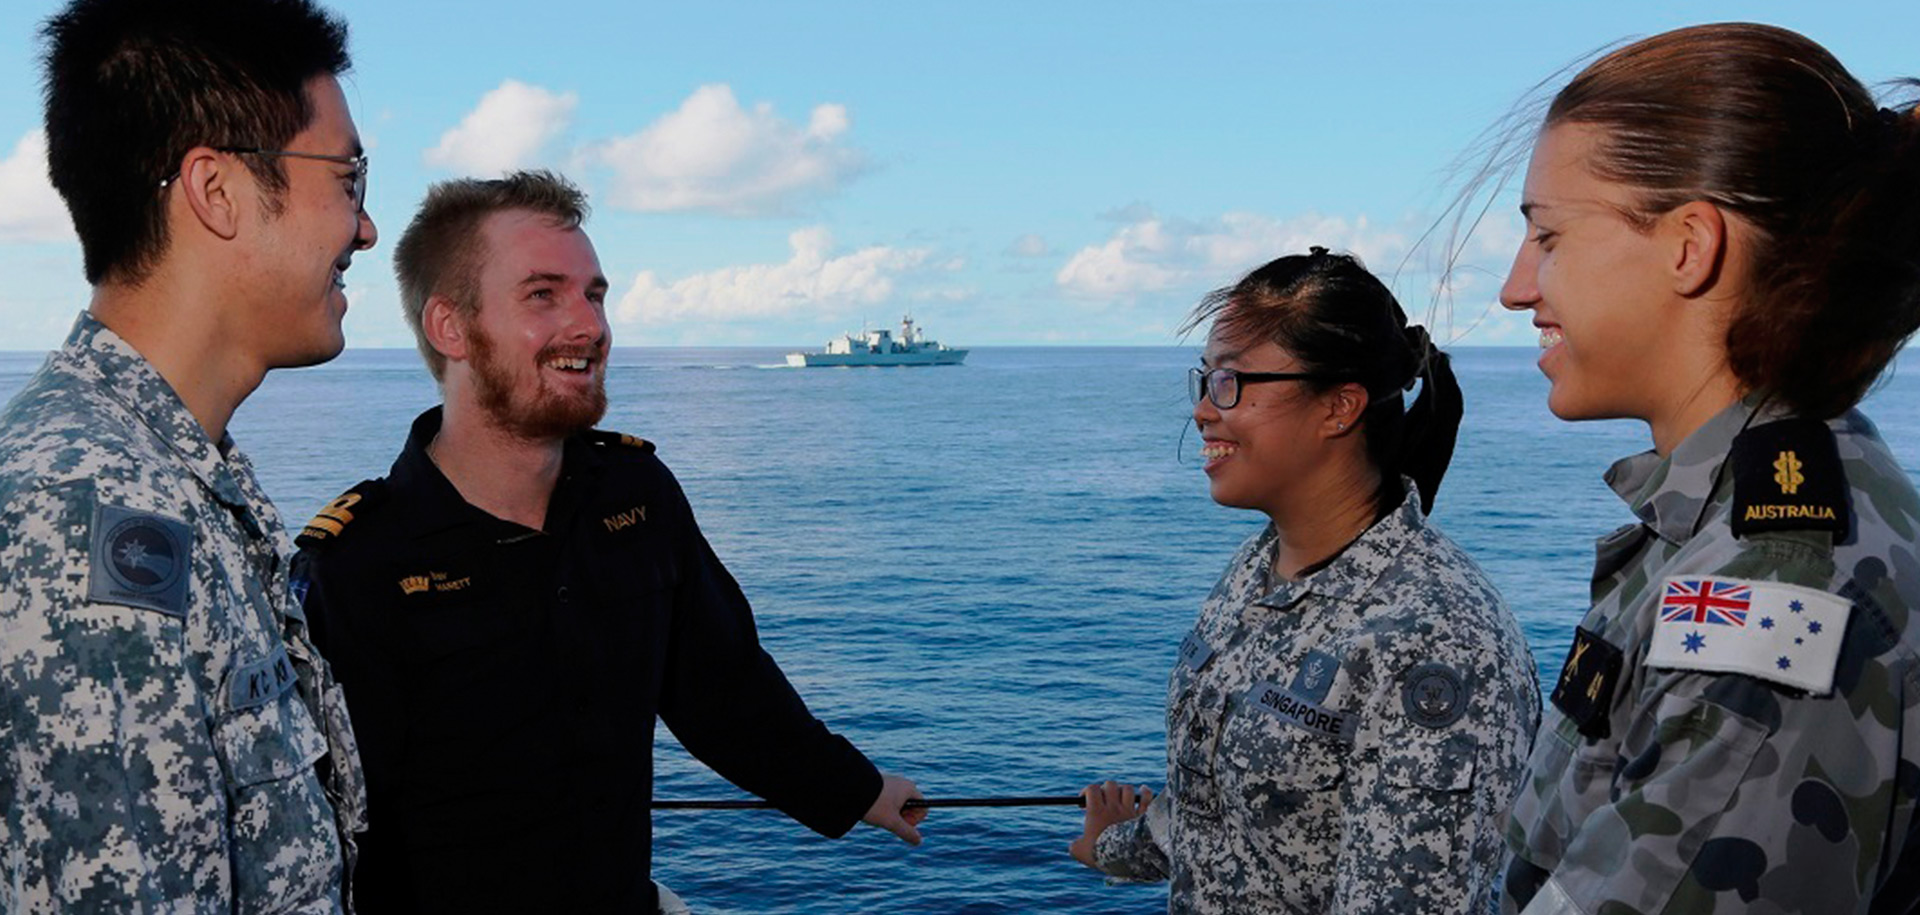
[
  {"xmin": 1644, "ymin": 575, "xmax": 1852, "ymax": 695},
  {"xmin": 1730, "ymin": 417, "xmax": 1849, "ymax": 539},
  {"xmin": 587, "ymin": 428, "xmax": 655, "ymax": 454},
  {"xmin": 87, "ymin": 503, "xmax": 192, "ymax": 617},
  {"xmin": 1402, "ymin": 662, "xmax": 1471, "ymax": 729},
  {"xmin": 296, "ymin": 479, "xmax": 387, "ymax": 548}
]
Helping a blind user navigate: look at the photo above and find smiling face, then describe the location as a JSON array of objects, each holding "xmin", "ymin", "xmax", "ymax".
[
  {"xmin": 454, "ymin": 208, "xmax": 611, "ymax": 441},
  {"xmin": 247, "ymin": 75, "xmax": 377, "ymax": 369},
  {"xmin": 1499, "ymin": 123, "xmax": 1696, "ymax": 423},
  {"xmin": 1193, "ymin": 329, "xmax": 1336, "ymax": 518}
]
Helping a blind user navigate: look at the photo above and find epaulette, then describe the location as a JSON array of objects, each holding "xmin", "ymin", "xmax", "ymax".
[
  {"xmin": 295, "ymin": 479, "xmax": 388, "ymax": 549},
  {"xmin": 1729, "ymin": 417, "xmax": 1849, "ymax": 539},
  {"xmin": 586, "ymin": 428, "xmax": 656, "ymax": 455}
]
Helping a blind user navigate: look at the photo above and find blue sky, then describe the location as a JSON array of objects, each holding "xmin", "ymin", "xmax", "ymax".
[{"xmin": 2, "ymin": 1, "xmax": 1915, "ymax": 350}]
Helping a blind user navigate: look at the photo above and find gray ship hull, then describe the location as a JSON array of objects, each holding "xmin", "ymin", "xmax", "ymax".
[{"xmin": 785, "ymin": 349, "xmax": 968, "ymax": 367}]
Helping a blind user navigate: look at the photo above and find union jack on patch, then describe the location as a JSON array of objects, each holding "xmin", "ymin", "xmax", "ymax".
[{"xmin": 1661, "ymin": 578, "xmax": 1752, "ymax": 627}]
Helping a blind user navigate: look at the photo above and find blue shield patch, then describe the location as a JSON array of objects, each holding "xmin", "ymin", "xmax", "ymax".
[{"xmin": 1288, "ymin": 650, "xmax": 1340, "ymax": 704}]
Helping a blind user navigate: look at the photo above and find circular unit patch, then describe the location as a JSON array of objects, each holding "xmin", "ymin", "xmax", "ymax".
[
  {"xmin": 104, "ymin": 515, "xmax": 185, "ymax": 595},
  {"xmin": 1402, "ymin": 662, "xmax": 1469, "ymax": 729}
]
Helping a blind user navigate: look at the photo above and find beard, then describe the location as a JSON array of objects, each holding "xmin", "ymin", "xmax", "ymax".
[{"xmin": 466, "ymin": 320, "xmax": 608, "ymax": 441}]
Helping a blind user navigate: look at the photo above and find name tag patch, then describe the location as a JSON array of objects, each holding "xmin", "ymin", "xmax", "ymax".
[
  {"xmin": 230, "ymin": 644, "xmax": 297, "ymax": 710},
  {"xmin": 398, "ymin": 570, "xmax": 474, "ymax": 596},
  {"xmin": 1645, "ymin": 576, "xmax": 1852, "ymax": 695},
  {"xmin": 1248, "ymin": 680, "xmax": 1356, "ymax": 741},
  {"xmin": 87, "ymin": 504, "xmax": 192, "ymax": 618},
  {"xmin": 1551, "ymin": 626, "xmax": 1623, "ymax": 739},
  {"xmin": 1178, "ymin": 630, "xmax": 1216, "ymax": 672}
]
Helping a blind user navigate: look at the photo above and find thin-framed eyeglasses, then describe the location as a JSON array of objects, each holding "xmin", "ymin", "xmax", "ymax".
[
  {"xmin": 158, "ymin": 146, "xmax": 369, "ymax": 211},
  {"xmin": 1188, "ymin": 366, "xmax": 1341, "ymax": 409}
]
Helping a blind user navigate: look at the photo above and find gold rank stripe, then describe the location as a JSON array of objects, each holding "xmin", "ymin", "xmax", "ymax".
[{"xmin": 301, "ymin": 492, "xmax": 364, "ymax": 541}]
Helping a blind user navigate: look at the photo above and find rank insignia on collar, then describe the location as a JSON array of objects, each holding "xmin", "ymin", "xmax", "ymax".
[
  {"xmin": 1730, "ymin": 418, "xmax": 1848, "ymax": 538},
  {"xmin": 1550, "ymin": 626, "xmax": 1623, "ymax": 739}
]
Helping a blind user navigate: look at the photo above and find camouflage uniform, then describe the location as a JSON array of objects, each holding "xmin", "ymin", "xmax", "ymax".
[
  {"xmin": 0, "ymin": 314, "xmax": 365, "ymax": 913},
  {"xmin": 1095, "ymin": 483, "xmax": 1541, "ymax": 913},
  {"xmin": 1503, "ymin": 397, "xmax": 1920, "ymax": 914}
]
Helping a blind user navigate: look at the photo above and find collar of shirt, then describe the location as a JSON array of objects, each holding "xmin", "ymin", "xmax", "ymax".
[
  {"xmin": 59, "ymin": 311, "xmax": 255, "ymax": 511},
  {"xmin": 387, "ymin": 405, "xmax": 609, "ymax": 541},
  {"xmin": 1602, "ymin": 393, "xmax": 1790, "ymax": 545},
  {"xmin": 1253, "ymin": 478, "xmax": 1425, "ymax": 613}
]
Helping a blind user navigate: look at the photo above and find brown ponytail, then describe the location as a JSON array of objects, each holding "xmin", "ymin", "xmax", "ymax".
[{"xmin": 1547, "ymin": 25, "xmax": 1920, "ymax": 418}]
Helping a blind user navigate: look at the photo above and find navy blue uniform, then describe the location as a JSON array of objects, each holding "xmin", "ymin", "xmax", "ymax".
[{"xmin": 295, "ymin": 408, "xmax": 881, "ymax": 913}]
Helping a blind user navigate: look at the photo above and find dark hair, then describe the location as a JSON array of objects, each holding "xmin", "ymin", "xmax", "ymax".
[
  {"xmin": 40, "ymin": 0, "xmax": 352, "ymax": 286},
  {"xmin": 394, "ymin": 170, "xmax": 591, "ymax": 381},
  {"xmin": 1183, "ymin": 247, "xmax": 1463, "ymax": 513},
  {"xmin": 1546, "ymin": 23, "xmax": 1920, "ymax": 418}
]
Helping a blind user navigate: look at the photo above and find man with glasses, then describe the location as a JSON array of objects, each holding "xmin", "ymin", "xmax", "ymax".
[{"xmin": 0, "ymin": 0, "xmax": 373, "ymax": 910}]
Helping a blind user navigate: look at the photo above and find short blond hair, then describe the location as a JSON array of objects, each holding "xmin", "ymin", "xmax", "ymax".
[{"xmin": 392, "ymin": 169, "xmax": 588, "ymax": 380}]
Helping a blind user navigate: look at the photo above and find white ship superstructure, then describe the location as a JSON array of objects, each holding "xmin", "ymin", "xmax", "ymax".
[{"xmin": 786, "ymin": 316, "xmax": 969, "ymax": 367}]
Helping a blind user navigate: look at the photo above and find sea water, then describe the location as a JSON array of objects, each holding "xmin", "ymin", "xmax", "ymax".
[{"xmin": 1, "ymin": 345, "xmax": 1914, "ymax": 914}]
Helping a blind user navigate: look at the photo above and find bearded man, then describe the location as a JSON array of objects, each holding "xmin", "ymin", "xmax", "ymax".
[{"xmin": 292, "ymin": 170, "xmax": 923, "ymax": 914}]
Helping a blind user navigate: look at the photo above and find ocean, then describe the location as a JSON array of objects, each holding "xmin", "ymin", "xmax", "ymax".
[{"xmin": 2, "ymin": 344, "xmax": 1915, "ymax": 914}]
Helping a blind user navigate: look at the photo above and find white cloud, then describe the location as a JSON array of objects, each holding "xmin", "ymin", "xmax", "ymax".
[
  {"xmin": 425, "ymin": 80, "xmax": 578, "ymax": 174},
  {"xmin": 0, "ymin": 131, "xmax": 76, "ymax": 243},
  {"xmin": 1005, "ymin": 234, "xmax": 1050, "ymax": 258},
  {"xmin": 590, "ymin": 84, "xmax": 867, "ymax": 215},
  {"xmin": 616, "ymin": 226, "xmax": 932, "ymax": 324},
  {"xmin": 1055, "ymin": 209, "xmax": 1409, "ymax": 301}
]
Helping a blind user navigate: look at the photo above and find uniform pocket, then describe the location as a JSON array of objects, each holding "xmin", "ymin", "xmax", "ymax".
[
  {"xmin": 211, "ymin": 686, "xmax": 342, "ymax": 912},
  {"xmin": 1220, "ymin": 703, "xmax": 1349, "ymax": 831},
  {"xmin": 1380, "ymin": 731, "xmax": 1478, "ymax": 792},
  {"xmin": 404, "ymin": 596, "xmax": 514, "ymax": 663},
  {"xmin": 1171, "ymin": 692, "xmax": 1224, "ymax": 817},
  {"xmin": 214, "ymin": 689, "xmax": 328, "ymax": 788}
]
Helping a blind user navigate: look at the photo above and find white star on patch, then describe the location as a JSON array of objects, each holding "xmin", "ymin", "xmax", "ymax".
[{"xmin": 1645, "ymin": 575, "xmax": 1851, "ymax": 694}]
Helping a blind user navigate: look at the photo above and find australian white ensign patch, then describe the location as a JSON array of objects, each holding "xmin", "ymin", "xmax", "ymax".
[{"xmin": 1644, "ymin": 575, "xmax": 1852, "ymax": 695}]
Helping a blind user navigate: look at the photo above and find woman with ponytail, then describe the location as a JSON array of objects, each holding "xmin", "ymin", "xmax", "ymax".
[
  {"xmin": 1068, "ymin": 248, "xmax": 1540, "ymax": 913},
  {"xmin": 1496, "ymin": 24, "xmax": 1920, "ymax": 915}
]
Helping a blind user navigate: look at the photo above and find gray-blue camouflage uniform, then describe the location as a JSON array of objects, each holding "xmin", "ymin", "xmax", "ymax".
[
  {"xmin": 0, "ymin": 313, "xmax": 364, "ymax": 913},
  {"xmin": 1095, "ymin": 483, "xmax": 1540, "ymax": 913}
]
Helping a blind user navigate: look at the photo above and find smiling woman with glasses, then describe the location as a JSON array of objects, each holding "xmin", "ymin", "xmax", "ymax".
[
  {"xmin": 1069, "ymin": 247, "xmax": 1540, "ymax": 914},
  {"xmin": 1187, "ymin": 365, "xmax": 1345, "ymax": 410}
]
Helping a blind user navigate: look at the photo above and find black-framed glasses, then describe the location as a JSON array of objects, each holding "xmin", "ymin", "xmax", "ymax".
[
  {"xmin": 159, "ymin": 146, "xmax": 369, "ymax": 210},
  {"xmin": 1188, "ymin": 366, "xmax": 1339, "ymax": 409}
]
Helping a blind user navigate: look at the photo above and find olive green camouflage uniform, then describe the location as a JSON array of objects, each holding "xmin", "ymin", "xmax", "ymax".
[
  {"xmin": 1095, "ymin": 483, "xmax": 1541, "ymax": 913},
  {"xmin": 0, "ymin": 314, "xmax": 366, "ymax": 913},
  {"xmin": 1504, "ymin": 397, "xmax": 1920, "ymax": 914}
]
